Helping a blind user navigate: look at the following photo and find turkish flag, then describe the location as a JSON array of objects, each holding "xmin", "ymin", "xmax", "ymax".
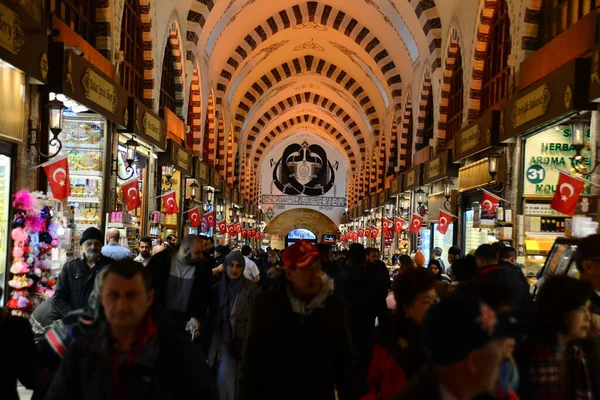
[
  {"xmin": 227, "ymin": 224, "xmax": 235, "ymax": 236},
  {"xmin": 393, "ymin": 217, "xmax": 403, "ymax": 233},
  {"xmin": 437, "ymin": 210, "xmax": 454, "ymax": 235},
  {"xmin": 481, "ymin": 191, "xmax": 500, "ymax": 214},
  {"xmin": 358, "ymin": 228, "xmax": 365, "ymax": 238},
  {"xmin": 218, "ymin": 220, "xmax": 227, "ymax": 234},
  {"xmin": 235, "ymin": 223, "xmax": 242, "ymax": 234},
  {"xmin": 205, "ymin": 211, "xmax": 216, "ymax": 228},
  {"xmin": 43, "ymin": 157, "xmax": 70, "ymax": 200},
  {"xmin": 385, "ymin": 229, "xmax": 393, "ymax": 239},
  {"xmin": 251, "ymin": 229, "xmax": 257, "ymax": 238},
  {"xmin": 410, "ymin": 214, "xmax": 423, "ymax": 233},
  {"xmin": 382, "ymin": 219, "xmax": 391, "ymax": 231},
  {"xmin": 162, "ymin": 191, "xmax": 179, "ymax": 214},
  {"xmin": 352, "ymin": 232, "xmax": 358, "ymax": 241},
  {"xmin": 371, "ymin": 227, "xmax": 380, "ymax": 238},
  {"xmin": 365, "ymin": 227, "xmax": 372, "ymax": 239},
  {"xmin": 121, "ymin": 179, "xmax": 141, "ymax": 210},
  {"xmin": 551, "ymin": 171, "xmax": 585, "ymax": 216},
  {"xmin": 188, "ymin": 207, "xmax": 201, "ymax": 227}
]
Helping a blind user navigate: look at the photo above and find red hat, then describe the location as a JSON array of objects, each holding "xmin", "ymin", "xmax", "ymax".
[{"xmin": 283, "ymin": 240, "xmax": 322, "ymax": 269}]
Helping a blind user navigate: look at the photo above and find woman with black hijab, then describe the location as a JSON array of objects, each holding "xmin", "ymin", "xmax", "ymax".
[{"xmin": 207, "ymin": 252, "xmax": 259, "ymax": 400}]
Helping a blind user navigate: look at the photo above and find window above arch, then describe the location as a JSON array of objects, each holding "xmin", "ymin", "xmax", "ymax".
[
  {"xmin": 48, "ymin": 0, "xmax": 96, "ymax": 46},
  {"xmin": 159, "ymin": 39, "xmax": 177, "ymax": 117},
  {"xmin": 120, "ymin": 0, "xmax": 145, "ymax": 99},
  {"xmin": 543, "ymin": 0, "xmax": 599, "ymax": 43},
  {"xmin": 446, "ymin": 48, "xmax": 464, "ymax": 143}
]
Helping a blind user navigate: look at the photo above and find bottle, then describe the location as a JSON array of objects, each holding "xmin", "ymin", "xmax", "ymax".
[
  {"xmin": 551, "ymin": 219, "xmax": 557, "ymax": 232},
  {"xmin": 559, "ymin": 221, "xmax": 565, "ymax": 232},
  {"xmin": 496, "ymin": 202, "xmax": 504, "ymax": 222}
]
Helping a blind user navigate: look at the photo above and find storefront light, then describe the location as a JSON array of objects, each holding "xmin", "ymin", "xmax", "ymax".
[
  {"xmin": 443, "ymin": 179, "xmax": 454, "ymax": 211},
  {"xmin": 488, "ymin": 152, "xmax": 500, "ymax": 180},
  {"xmin": 569, "ymin": 117, "xmax": 598, "ymax": 174},
  {"xmin": 163, "ymin": 164, "xmax": 175, "ymax": 191},
  {"xmin": 189, "ymin": 180, "xmax": 199, "ymax": 199},
  {"xmin": 28, "ymin": 99, "xmax": 66, "ymax": 159},
  {"xmin": 415, "ymin": 188, "xmax": 426, "ymax": 207}
]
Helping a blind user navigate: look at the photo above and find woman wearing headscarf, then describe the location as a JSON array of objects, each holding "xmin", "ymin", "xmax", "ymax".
[{"xmin": 207, "ymin": 252, "xmax": 260, "ymax": 400}]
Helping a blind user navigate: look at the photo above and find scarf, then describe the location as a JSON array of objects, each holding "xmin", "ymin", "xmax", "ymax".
[
  {"xmin": 286, "ymin": 275, "xmax": 334, "ymax": 316},
  {"xmin": 219, "ymin": 252, "xmax": 246, "ymax": 315}
]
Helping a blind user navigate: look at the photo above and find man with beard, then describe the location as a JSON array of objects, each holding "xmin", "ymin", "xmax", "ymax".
[
  {"xmin": 53, "ymin": 227, "xmax": 113, "ymax": 317},
  {"xmin": 147, "ymin": 235, "xmax": 214, "ymax": 336},
  {"xmin": 133, "ymin": 237, "xmax": 153, "ymax": 267}
]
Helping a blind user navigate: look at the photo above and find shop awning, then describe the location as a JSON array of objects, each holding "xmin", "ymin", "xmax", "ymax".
[
  {"xmin": 500, "ymin": 58, "xmax": 594, "ymax": 142},
  {"xmin": 121, "ymin": 97, "xmax": 166, "ymax": 151},
  {"xmin": 453, "ymin": 109, "xmax": 503, "ymax": 163},
  {"xmin": 0, "ymin": 1, "xmax": 48, "ymax": 84},
  {"xmin": 403, "ymin": 164, "xmax": 423, "ymax": 191},
  {"xmin": 424, "ymin": 149, "xmax": 458, "ymax": 185}
]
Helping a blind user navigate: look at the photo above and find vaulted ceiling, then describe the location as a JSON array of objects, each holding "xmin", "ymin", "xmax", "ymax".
[{"xmin": 184, "ymin": 0, "xmax": 443, "ymax": 197}]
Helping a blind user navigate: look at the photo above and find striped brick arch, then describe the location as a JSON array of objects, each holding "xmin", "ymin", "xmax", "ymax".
[
  {"xmin": 185, "ymin": 0, "xmax": 215, "ymax": 66},
  {"xmin": 95, "ymin": 0, "xmax": 113, "ymax": 59},
  {"xmin": 416, "ymin": 71, "xmax": 432, "ymax": 149},
  {"xmin": 216, "ymin": 113, "xmax": 226, "ymax": 172},
  {"xmin": 400, "ymin": 93, "xmax": 413, "ymax": 170},
  {"xmin": 408, "ymin": 0, "xmax": 443, "ymax": 72},
  {"xmin": 215, "ymin": 2, "xmax": 403, "ymax": 114},
  {"xmin": 203, "ymin": 92, "xmax": 215, "ymax": 164},
  {"xmin": 163, "ymin": 21, "xmax": 186, "ymax": 117},
  {"xmin": 188, "ymin": 65, "xmax": 201, "ymax": 155},
  {"xmin": 437, "ymin": 28, "xmax": 461, "ymax": 151},
  {"xmin": 521, "ymin": 1, "xmax": 542, "ymax": 61},
  {"xmin": 387, "ymin": 120, "xmax": 398, "ymax": 176},
  {"xmin": 234, "ymin": 55, "xmax": 380, "ymax": 137}
]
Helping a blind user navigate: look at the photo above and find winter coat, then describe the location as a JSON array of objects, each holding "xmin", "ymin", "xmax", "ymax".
[
  {"xmin": 52, "ymin": 255, "xmax": 113, "ymax": 316},
  {"xmin": 391, "ymin": 368, "xmax": 443, "ymax": 400},
  {"xmin": 0, "ymin": 311, "xmax": 38, "ymax": 400},
  {"xmin": 44, "ymin": 309, "xmax": 216, "ymax": 400},
  {"xmin": 239, "ymin": 280, "xmax": 355, "ymax": 400},
  {"xmin": 147, "ymin": 247, "xmax": 213, "ymax": 323}
]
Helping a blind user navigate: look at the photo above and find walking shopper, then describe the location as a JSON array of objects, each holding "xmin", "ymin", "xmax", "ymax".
[
  {"xmin": 207, "ymin": 252, "xmax": 259, "ymax": 400},
  {"xmin": 414, "ymin": 251, "xmax": 426, "ymax": 268},
  {"xmin": 428, "ymin": 259, "xmax": 451, "ymax": 283},
  {"xmin": 517, "ymin": 275, "xmax": 600, "ymax": 400},
  {"xmin": 0, "ymin": 286, "xmax": 38, "ymax": 400},
  {"xmin": 451, "ymin": 255, "xmax": 479, "ymax": 283},
  {"xmin": 318, "ymin": 242, "xmax": 338, "ymax": 278},
  {"xmin": 260, "ymin": 249, "xmax": 283, "ymax": 291},
  {"xmin": 241, "ymin": 245, "xmax": 260, "ymax": 283},
  {"xmin": 394, "ymin": 294, "xmax": 507, "ymax": 400},
  {"xmin": 447, "ymin": 246, "xmax": 462, "ymax": 278},
  {"xmin": 398, "ymin": 255, "xmax": 415, "ymax": 270},
  {"xmin": 147, "ymin": 235, "xmax": 213, "ymax": 334},
  {"xmin": 240, "ymin": 240, "xmax": 354, "ymax": 400},
  {"xmin": 575, "ymin": 234, "xmax": 600, "ymax": 336},
  {"xmin": 431, "ymin": 247, "xmax": 446, "ymax": 270},
  {"xmin": 133, "ymin": 236, "xmax": 152, "ymax": 266},
  {"xmin": 53, "ymin": 227, "xmax": 113, "ymax": 316},
  {"xmin": 363, "ymin": 268, "xmax": 437, "ymax": 400},
  {"xmin": 45, "ymin": 260, "xmax": 214, "ymax": 399},
  {"xmin": 101, "ymin": 228, "xmax": 132, "ymax": 260}
]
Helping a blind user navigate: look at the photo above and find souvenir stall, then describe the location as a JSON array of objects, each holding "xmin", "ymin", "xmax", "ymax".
[
  {"xmin": 387, "ymin": 173, "xmax": 408, "ymax": 259},
  {"xmin": 46, "ymin": 41, "xmax": 130, "ymax": 257},
  {"xmin": 215, "ymin": 184, "xmax": 231, "ymax": 243},
  {"xmin": 184, "ymin": 158, "xmax": 210, "ymax": 236},
  {"xmin": 402, "ymin": 164, "xmax": 425, "ymax": 259},
  {"xmin": 499, "ymin": 57, "xmax": 596, "ymax": 280},
  {"xmin": 453, "ymin": 110, "xmax": 509, "ymax": 255}
]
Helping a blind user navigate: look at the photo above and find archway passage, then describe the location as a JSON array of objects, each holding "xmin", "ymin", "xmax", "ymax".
[{"xmin": 265, "ymin": 208, "xmax": 339, "ymax": 249}]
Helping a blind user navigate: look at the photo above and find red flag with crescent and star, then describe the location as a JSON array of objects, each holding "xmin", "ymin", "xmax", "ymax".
[
  {"xmin": 218, "ymin": 220, "xmax": 227, "ymax": 235},
  {"xmin": 382, "ymin": 219, "xmax": 391, "ymax": 232},
  {"xmin": 437, "ymin": 210, "xmax": 454, "ymax": 235},
  {"xmin": 358, "ymin": 228, "xmax": 365, "ymax": 238},
  {"xmin": 162, "ymin": 191, "xmax": 179, "ymax": 215},
  {"xmin": 352, "ymin": 231, "xmax": 358, "ymax": 241},
  {"xmin": 235, "ymin": 223, "xmax": 242, "ymax": 234},
  {"xmin": 43, "ymin": 157, "xmax": 70, "ymax": 200},
  {"xmin": 393, "ymin": 217, "xmax": 404, "ymax": 233},
  {"xmin": 227, "ymin": 224, "xmax": 235, "ymax": 236},
  {"xmin": 188, "ymin": 207, "xmax": 201, "ymax": 227},
  {"xmin": 121, "ymin": 179, "xmax": 141, "ymax": 210},
  {"xmin": 365, "ymin": 227, "xmax": 372, "ymax": 239},
  {"xmin": 205, "ymin": 211, "xmax": 216, "ymax": 228},
  {"xmin": 551, "ymin": 171, "xmax": 585, "ymax": 216},
  {"xmin": 481, "ymin": 191, "xmax": 500, "ymax": 214},
  {"xmin": 371, "ymin": 227, "xmax": 380, "ymax": 238},
  {"xmin": 410, "ymin": 214, "xmax": 423, "ymax": 233}
]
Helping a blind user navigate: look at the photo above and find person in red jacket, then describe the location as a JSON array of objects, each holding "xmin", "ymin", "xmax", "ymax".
[{"xmin": 362, "ymin": 268, "xmax": 437, "ymax": 400}]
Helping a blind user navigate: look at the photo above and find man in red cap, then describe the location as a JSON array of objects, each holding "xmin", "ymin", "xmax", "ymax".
[{"xmin": 240, "ymin": 239, "xmax": 355, "ymax": 400}]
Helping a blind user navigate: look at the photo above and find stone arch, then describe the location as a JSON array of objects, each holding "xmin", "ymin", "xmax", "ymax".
[
  {"xmin": 215, "ymin": 2, "xmax": 403, "ymax": 114},
  {"xmin": 157, "ymin": 13, "xmax": 186, "ymax": 117},
  {"xmin": 265, "ymin": 208, "xmax": 339, "ymax": 239},
  {"xmin": 416, "ymin": 70, "xmax": 433, "ymax": 150},
  {"xmin": 400, "ymin": 91, "xmax": 413, "ymax": 170},
  {"xmin": 408, "ymin": 0, "xmax": 443, "ymax": 72},
  {"xmin": 188, "ymin": 64, "xmax": 202, "ymax": 155},
  {"xmin": 185, "ymin": 0, "xmax": 216, "ymax": 66},
  {"xmin": 203, "ymin": 91, "xmax": 215, "ymax": 163},
  {"xmin": 519, "ymin": 0, "xmax": 542, "ymax": 63},
  {"xmin": 95, "ymin": 0, "xmax": 113, "ymax": 59},
  {"xmin": 437, "ymin": 27, "xmax": 463, "ymax": 151}
]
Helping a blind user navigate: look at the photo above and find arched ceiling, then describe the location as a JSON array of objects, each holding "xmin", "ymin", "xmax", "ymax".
[{"xmin": 184, "ymin": 0, "xmax": 443, "ymax": 199}]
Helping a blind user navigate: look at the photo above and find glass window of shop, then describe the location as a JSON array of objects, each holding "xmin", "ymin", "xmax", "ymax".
[
  {"xmin": 433, "ymin": 222, "xmax": 454, "ymax": 262},
  {"xmin": 463, "ymin": 208, "xmax": 497, "ymax": 255},
  {"xmin": 0, "ymin": 153, "xmax": 12, "ymax": 302},
  {"xmin": 47, "ymin": 0, "xmax": 97, "ymax": 46},
  {"xmin": 543, "ymin": 0, "xmax": 599, "ymax": 44},
  {"xmin": 480, "ymin": 0, "xmax": 511, "ymax": 115},
  {"xmin": 119, "ymin": 0, "xmax": 145, "ymax": 99},
  {"xmin": 160, "ymin": 169, "xmax": 180, "ymax": 240},
  {"xmin": 48, "ymin": 95, "xmax": 106, "ymax": 257}
]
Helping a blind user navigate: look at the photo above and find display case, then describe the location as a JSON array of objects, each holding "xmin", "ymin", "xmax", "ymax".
[
  {"xmin": 432, "ymin": 222, "xmax": 454, "ymax": 261},
  {"xmin": 418, "ymin": 227, "xmax": 431, "ymax": 266},
  {"xmin": 463, "ymin": 209, "xmax": 496, "ymax": 254},
  {"xmin": 532, "ymin": 237, "xmax": 580, "ymax": 295}
]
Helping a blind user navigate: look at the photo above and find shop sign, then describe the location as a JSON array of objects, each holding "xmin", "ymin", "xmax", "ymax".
[
  {"xmin": 143, "ymin": 112, "xmax": 162, "ymax": 143},
  {"xmin": 197, "ymin": 160, "xmax": 209, "ymax": 183},
  {"xmin": 370, "ymin": 193, "xmax": 378, "ymax": 209},
  {"xmin": 523, "ymin": 124, "xmax": 591, "ymax": 196},
  {"xmin": 511, "ymin": 84, "xmax": 551, "ymax": 128},
  {"xmin": 212, "ymin": 170, "xmax": 222, "ymax": 189},
  {"xmin": 427, "ymin": 158, "xmax": 441, "ymax": 180},
  {"xmin": 224, "ymin": 185, "xmax": 231, "ymax": 201},
  {"xmin": 389, "ymin": 175, "xmax": 401, "ymax": 196},
  {"xmin": 378, "ymin": 190, "xmax": 387, "ymax": 206},
  {"xmin": 176, "ymin": 148, "xmax": 189, "ymax": 171},
  {"xmin": 0, "ymin": 4, "xmax": 24, "ymax": 55},
  {"xmin": 362, "ymin": 196, "xmax": 369, "ymax": 211},
  {"xmin": 406, "ymin": 169, "xmax": 416, "ymax": 187},
  {"xmin": 459, "ymin": 125, "xmax": 481, "ymax": 154},
  {"xmin": 81, "ymin": 68, "xmax": 118, "ymax": 113}
]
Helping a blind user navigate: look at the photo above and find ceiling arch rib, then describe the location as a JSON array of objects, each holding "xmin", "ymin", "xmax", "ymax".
[
  {"xmin": 408, "ymin": 0, "xmax": 443, "ymax": 72},
  {"xmin": 234, "ymin": 55, "xmax": 380, "ymax": 135},
  {"xmin": 214, "ymin": 2, "xmax": 403, "ymax": 116}
]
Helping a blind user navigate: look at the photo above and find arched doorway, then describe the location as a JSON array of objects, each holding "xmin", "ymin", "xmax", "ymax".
[
  {"xmin": 265, "ymin": 208, "xmax": 339, "ymax": 250},
  {"xmin": 285, "ymin": 228, "xmax": 317, "ymax": 247}
]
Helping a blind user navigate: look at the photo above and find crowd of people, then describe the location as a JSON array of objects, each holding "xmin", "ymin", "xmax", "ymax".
[{"xmin": 0, "ymin": 228, "xmax": 600, "ymax": 400}]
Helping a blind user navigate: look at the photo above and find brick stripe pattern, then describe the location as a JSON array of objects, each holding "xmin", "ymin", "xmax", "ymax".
[
  {"xmin": 226, "ymin": 130, "xmax": 235, "ymax": 185},
  {"xmin": 408, "ymin": 0, "xmax": 442, "ymax": 72},
  {"xmin": 167, "ymin": 24, "xmax": 185, "ymax": 118},
  {"xmin": 437, "ymin": 28, "xmax": 460, "ymax": 151},
  {"xmin": 215, "ymin": 2, "xmax": 403, "ymax": 117},
  {"xmin": 205, "ymin": 93, "xmax": 215, "ymax": 165},
  {"xmin": 400, "ymin": 95, "xmax": 413, "ymax": 170},
  {"xmin": 216, "ymin": 113, "xmax": 226, "ymax": 172},
  {"xmin": 140, "ymin": 0, "xmax": 156, "ymax": 109},
  {"xmin": 468, "ymin": 0, "xmax": 500, "ymax": 122},
  {"xmin": 189, "ymin": 66, "xmax": 202, "ymax": 155},
  {"xmin": 416, "ymin": 71, "xmax": 432, "ymax": 149},
  {"xmin": 521, "ymin": 0, "xmax": 542, "ymax": 60},
  {"xmin": 234, "ymin": 55, "xmax": 380, "ymax": 139},
  {"xmin": 185, "ymin": 0, "xmax": 215, "ymax": 66},
  {"xmin": 95, "ymin": 1, "xmax": 111, "ymax": 59},
  {"xmin": 388, "ymin": 120, "xmax": 398, "ymax": 176}
]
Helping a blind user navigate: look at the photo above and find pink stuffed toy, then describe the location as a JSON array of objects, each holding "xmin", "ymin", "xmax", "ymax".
[
  {"xmin": 12, "ymin": 247, "xmax": 24, "ymax": 259},
  {"xmin": 11, "ymin": 228, "xmax": 28, "ymax": 248},
  {"xmin": 12, "ymin": 189, "xmax": 35, "ymax": 211}
]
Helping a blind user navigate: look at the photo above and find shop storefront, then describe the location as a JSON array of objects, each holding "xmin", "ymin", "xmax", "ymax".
[
  {"xmin": 500, "ymin": 57, "xmax": 595, "ymax": 278},
  {"xmin": 110, "ymin": 97, "xmax": 166, "ymax": 248},
  {"xmin": 453, "ymin": 109, "xmax": 508, "ymax": 254},
  {"xmin": 424, "ymin": 149, "xmax": 459, "ymax": 260},
  {"xmin": 158, "ymin": 139, "xmax": 193, "ymax": 240},
  {"xmin": 0, "ymin": 0, "xmax": 48, "ymax": 301},
  {"xmin": 186, "ymin": 157, "xmax": 210, "ymax": 236},
  {"xmin": 402, "ymin": 164, "xmax": 425, "ymax": 258},
  {"xmin": 47, "ymin": 41, "xmax": 129, "ymax": 256}
]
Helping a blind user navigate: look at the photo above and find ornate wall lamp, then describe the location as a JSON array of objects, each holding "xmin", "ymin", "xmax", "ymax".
[{"xmin": 28, "ymin": 99, "xmax": 66, "ymax": 159}]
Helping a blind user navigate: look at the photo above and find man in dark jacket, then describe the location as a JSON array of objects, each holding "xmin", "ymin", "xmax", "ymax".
[
  {"xmin": 240, "ymin": 240, "xmax": 354, "ymax": 400},
  {"xmin": 53, "ymin": 227, "xmax": 113, "ymax": 317},
  {"xmin": 394, "ymin": 294, "xmax": 506, "ymax": 400},
  {"xmin": 576, "ymin": 234, "xmax": 600, "ymax": 335},
  {"xmin": 146, "ymin": 234, "xmax": 213, "ymax": 335},
  {"xmin": 45, "ymin": 260, "xmax": 214, "ymax": 399}
]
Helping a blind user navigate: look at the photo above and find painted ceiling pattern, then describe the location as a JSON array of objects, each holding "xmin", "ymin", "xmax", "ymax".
[{"xmin": 182, "ymin": 0, "xmax": 443, "ymax": 201}]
